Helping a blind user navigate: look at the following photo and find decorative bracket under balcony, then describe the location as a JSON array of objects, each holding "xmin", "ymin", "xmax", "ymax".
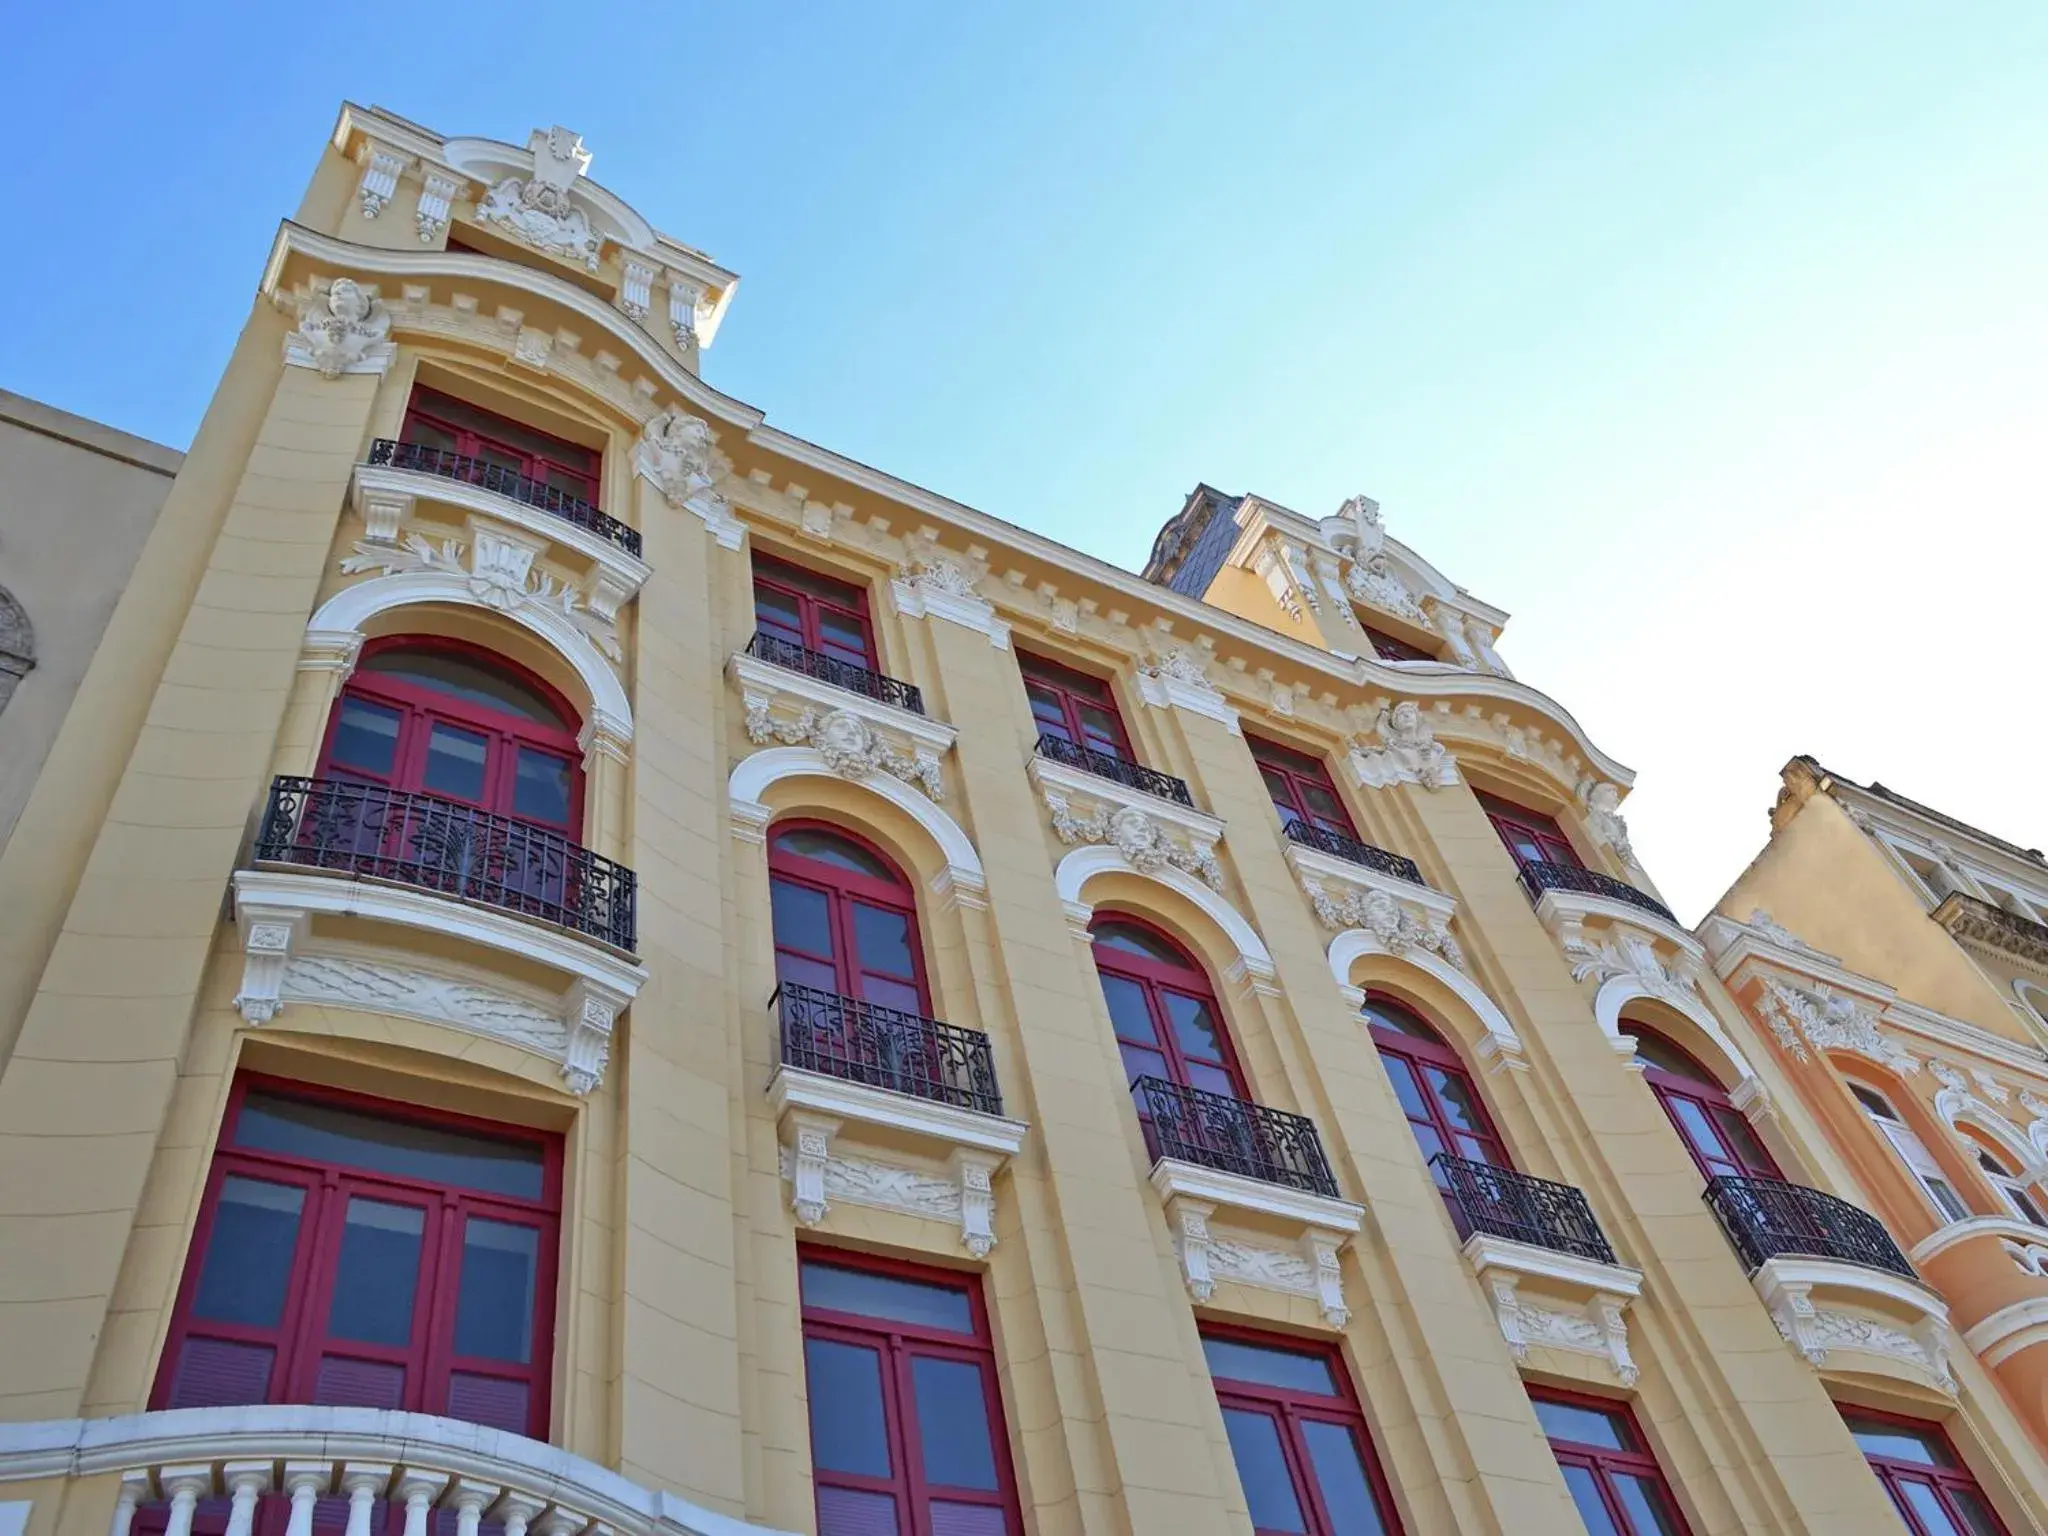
[
  {"xmin": 1753, "ymin": 1256, "xmax": 1956, "ymax": 1394},
  {"xmin": 1463, "ymin": 1233, "xmax": 1644, "ymax": 1387},
  {"xmin": 1528, "ymin": 872, "xmax": 1705, "ymax": 1051},
  {"xmin": 729, "ymin": 649, "xmax": 957, "ymax": 802},
  {"xmin": 1934, "ymin": 892, "xmax": 2048, "ymax": 973},
  {"xmin": 1029, "ymin": 753, "xmax": 1225, "ymax": 891},
  {"xmin": 1151, "ymin": 1159, "xmax": 1364, "ymax": 1329},
  {"xmin": 351, "ymin": 451, "xmax": 651, "ymax": 623},
  {"xmin": 231, "ymin": 868, "xmax": 646, "ymax": 1096},
  {"xmin": 1284, "ymin": 833, "xmax": 1465, "ymax": 972}
]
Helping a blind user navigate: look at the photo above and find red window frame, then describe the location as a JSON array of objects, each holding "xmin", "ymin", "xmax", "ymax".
[
  {"xmin": 1476, "ymin": 790, "xmax": 1582, "ymax": 873},
  {"xmin": 1018, "ymin": 651, "xmax": 1133, "ymax": 760},
  {"xmin": 1531, "ymin": 1387, "xmax": 1695, "ymax": 1536},
  {"xmin": 1362, "ymin": 624, "xmax": 1437, "ymax": 664},
  {"xmin": 1248, "ymin": 735, "xmax": 1359, "ymax": 838},
  {"xmin": 316, "ymin": 635, "xmax": 586, "ymax": 838},
  {"xmin": 752, "ymin": 553, "xmax": 878, "ymax": 671},
  {"xmin": 1842, "ymin": 1406, "xmax": 2012, "ymax": 1535},
  {"xmin": 153, "ymin": 1073, "xmax": 561, "ymax": 1439},
  {"xmin": 1091, "ymin": 915, "xmax": 1251, "ymax": 1102},
  {"xmin": 1202, "ymin": 1323, "xmax": 1405, "ymax": 1536},
  {"xmin": 1626, "ymin": 1025, "xmax": 1783, "ymax": 1181},
  {"xmin": 769, "ymin": 820, "xmax": 933, "ymax": 1014},
  {"xmin": 1362, "ymin": 994, "xmax": 1510, "ymax": 1181},
  {"xmin": 798, "ymin": 1247, "xmax": 1023, "ymax": 1536},
  {"xmin": 400, "ymin": 386, "xmax": 601, "ymax": 504}
]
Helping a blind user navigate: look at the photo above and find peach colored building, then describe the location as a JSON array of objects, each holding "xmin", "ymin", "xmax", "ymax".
[{"xmin": 0, "ymin": 104, "xmax": 2044, "ymax": 1536}]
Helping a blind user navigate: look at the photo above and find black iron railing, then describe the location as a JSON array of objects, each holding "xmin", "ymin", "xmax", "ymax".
[
  {"xmin": 745, "ymin": 632, "xmax": 925, "ymax": 716},
  {"xmin": 367, "ymin": 439, "xmax": 642, "ymax": 558},
  {"xmin": 1134, "ymin": 1077, "xmax": 1339, "ymax": 1198},
  {"xmin": 1035, "ymin": 733, "xmax": 1195, "ymax": 808},
  {"xmin": 1703, "ymin": 1175, "xmax": 1917, "ymax": 1281},
  {"xmin": 1516, "ymin": 859, "xmax": 1677, "ymax": 925},
  {"xmin": 774, "ymin": 981, "xmax": 1003, "ymax": 1115},
  {"xmin": 1283, "ymin": 821, "xmax": 1425, "ymax": 886},
  {"xmin": 1432, "ymin": 1153, "xmax": 1617, "ymax": 1265},
  {"xmin": 255, "ymin": 776, "xmax": 636, "ymax": 951}
]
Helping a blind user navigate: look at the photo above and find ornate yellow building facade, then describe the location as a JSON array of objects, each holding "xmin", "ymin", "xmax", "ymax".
[{"xmin": 0, "ymin": 104, "xmax": 2044, "ymax": 1536}]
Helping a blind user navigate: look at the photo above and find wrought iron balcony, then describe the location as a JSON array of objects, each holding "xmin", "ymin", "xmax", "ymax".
[
  {"xmin": 1432, "ymin": 1153, "xmax": 1618, "ymax": 1265},
  {"xmin": 1516, "ymin": 859, "xmax": 1677, "ymax": 925},
  {"xmin": 775, "ymin": 981, "xmax": 1003, "ymax": 1116},
  {"xmin": 367, "ymin": 438, "xmax": 642, "ymax": 557},
  {"xmin": 1134, "ymin": 1077, "xmax": 1339, "ymax": 1198},
  {"xmin": 746, "ymin": 631, "xmax": 925, "ymax": 715},
  {"xmin": 254, "ymin": 776, "xmax": 636, "ymax": 951},
  {"xmin": 1283, "ymin": 820, "xmax": 1425, "ymax": 886},
  {"xmin": 1703, "ymin": 1174, "xmax": 1917, "ymax": 1281},
  {"xmin": 1035, "ymin": 732, "xmax": 1194, "ymax": 808},
  {"xmin": 1933, "ymin": 892, "xmax": 2048, "ymax": 968}
]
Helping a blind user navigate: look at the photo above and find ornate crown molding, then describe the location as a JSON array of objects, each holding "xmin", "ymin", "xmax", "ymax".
[
  {"xmin": 339, "ymin": 527, "xmax": 623, "ymax": 663},
  {"xmin": 892, "ymin": 544, "xmax": 1009, "ymax": 649},
  {"xmin": 1133, "ymin": 643, "xmax": 1239, "ymax": 735}
]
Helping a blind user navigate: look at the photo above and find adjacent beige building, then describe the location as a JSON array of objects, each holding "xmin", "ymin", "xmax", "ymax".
[{"xmin": 0, "ymin": 104, "xmax": 2044, "ymax": 1536}]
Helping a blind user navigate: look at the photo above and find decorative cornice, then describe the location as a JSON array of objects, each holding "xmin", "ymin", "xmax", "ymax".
[
  {"xmin": 1533, "ymin": 886, "xmax": 1704, "ymax": 1010},
  {"xmin": 1756, "ymin": 976, "xmax": 1920, "ymax": 1076},
  {"xmin": 1133, "ymin": 643, "xmax": 1239, "ymax": 735}
]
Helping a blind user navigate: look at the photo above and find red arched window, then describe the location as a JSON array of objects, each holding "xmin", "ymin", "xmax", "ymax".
[
  {"xmin": 1362, "ymin": 994, "xmax": 1508, "ymax": 1186},
  {"xmin": 1627, "ymin": 1026, "xmax": 1781, "ymax": 1182},
  {"xmin": 753, "ymin": 554, "xmax": 877, "ymax": 671},
  {"xmin": 1091, "ymin": 918, "xmax": 1248, "ymax": 1100},
  {"xmin": 768, "ymin": 823, "xmax": 929, "ymax": 1015},
  {"xmin": 319, "ymin": 637, "xmax": 584, "ymax": 837},
  {"xmin": 1843, "ymin": 1408, "xmax": 2012, "ymax": 1535}
]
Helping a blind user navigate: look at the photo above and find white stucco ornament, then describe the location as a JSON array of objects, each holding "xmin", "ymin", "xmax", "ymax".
[
  {"xmin": 475, "ymin": 126, "xmax": 604, "ymax": 271},
  {"xmin": 1576, "ymin": 778, "xmax": 1640, "ymax": 870},
  {"xmin": 1046, "ymin": 798, "xmax": 1223, "ymax": 891},
  {"xmin": 1758, "ymin": 978, "xmax": 1919, "ymax": 1075},
  {"xmin": 1350, "ymin": 701, "xmax": 1458, "ymax": 790},
  {"xmin": 285, "ymin": 278, "xmax": 395, "ymax": 379},
  {"xmin": 340, "ymin": 533, "xmax": 622, "ymax": 662},
  {"xmin": 743, "ymin": 702, "xmax": 945, "ymax": 801},
  {"xmin": 634, "ymin": 408, "xmax": 743, "ymax": 548}
]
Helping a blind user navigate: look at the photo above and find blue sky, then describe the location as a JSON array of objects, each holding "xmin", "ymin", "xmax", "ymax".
[{"xmin": 9, "ymin": 5, "xmax": 2047, "ymax": 917}]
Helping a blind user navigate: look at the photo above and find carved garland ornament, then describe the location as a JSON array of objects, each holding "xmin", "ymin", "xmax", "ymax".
[
  {"xmin": 1046, "ymin": 798, "xmax": 1223, "ymax": 891},
  {"xmin": 284, "ymin": 278, "xmax": 395, "ymax": 379},
  {"xmin": 1350, "ymin": 701, "xmax": 1458, "ymax": 790},
  {"xmin": 339, "ymin": 532, "xmax": 622, "ymax": 662},
  {"xmin": 1306, "ymin": 882, "xmax": 1465, "ymax": 971},
  {"xmin": 744, "ymin": 703, "xmax": 945, "ymax": 801},
  {"xmin": 1757, "ymin": 978, "xmax": 1919, "ymax": 1075},
  {"xmin": 474, "ymin": 127, "xmax": 604, "ymax": 271}
]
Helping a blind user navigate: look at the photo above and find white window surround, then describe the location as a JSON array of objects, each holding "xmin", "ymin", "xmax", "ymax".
[
  {"xmin": 1909, "ymin": 1215, "xmax": 2048, "ymax": 1269},
  {"xmin": 1150, "ymin": 1159, "xmax": 1363, "ymax": 1329},
  {"xmin": 1752, "ymin": 1254, "xmax": 1955, "ymax": 1394},
  {"xmin": 0, "ymin": 1403, "xmax": 790, "ymax": 1536},
  {"xmin": 1053, "ymin": 843, "xmax": 1274, "ymax": 991},
  {"xmin": 727, "ymin": 650, "xmax": 958, "ymax": 803},
  {"xmin": 230, "ymin": 868, "xmax": 646, "ymax": 1096},
  {"xmin": 1326, "ymin": 934, "xmax": 1528, "ymax": 1076},
  {"xmin": 351, "ymin": 459, "xmax": 653, "ymax": 622},
  {"xmin": 1462, "ymin": 1232, "xmax": 1644, "ymax": 1387},
  {"xmin": 769, "ymin": 1066, "xmax": 1027, "ymax": 1259},
  {"xmin": 1963, "ymin": 1296, "xmax": 2048, "ymax": 1371}
]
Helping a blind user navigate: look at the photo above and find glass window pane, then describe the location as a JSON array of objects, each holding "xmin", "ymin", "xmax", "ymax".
[
  {"xmin": 512, "ymin": 748, "xmax": 574, "ymax": 827},
  {"xmin": 817, "ymin": 609, "xmax": 872, "ymax": 664},
  {"xmin": 1559, "ymin": 1465, "xmax": 1623, "ymax": 1536},
  {"xmin": 1119, "ymin": 1044, "xmax": 1169, "ymax": 1087},
  {"xmin": 1412, "ymin": 1123, "xmax": 1450, "ymax": 1176},
  {"xmin": 1093, "ymin": 924, "xmax": 1188, "ymax": 964},
  {"xmin": 1377, "ymin": 1055, "xmax": 1433, "ymax": 1122},
  {"xmin": 853, "ymin": 904, "xmax": 917, "ymax": 982},
  {"xmin": 1186, "ymin": 1062, "xmax": 1237, "ymax": 1099},
  {"xmin": 191, "ymin": 1177, "xmax": 306, "ymax": 1326},
  {"xmin": 773, "ymin": 828, "xmax": 897, "ymax": 879},
  {"xmin": 453, "ymin": 1218, "xmax": 539, "ymax": 1363},
  {"xmin": 326, "ymin": 1198, "xmax": 425, "ymax": 1346},
  {"xmin": 1898, "ymin": 1481, "xmax": 1968, "ymax": 1536},
  {"xmin": 1423, "ymin": 1067, "xmax": 1488, "ymax": 1136},
  {"xmin": 771, "ymin": 880, "xmax": 836, "ymax": 961},
  {"xmin": 1201, "ymin": 1336, "xmax": 1337, "ymax": 1396},
  {"xmin": 911, "ymin": 1356, "xmax": 1000, "ymax": 1490},
  {"xmin": 1364, "ymin": 1001, "xmax": 1440, "ymax": 1042},
  {"xmin": 1844, "ymin": 1418, "xmax": 1951, "ymax": 1466},
  {"xmin": 1928, "ymin": 1178, "xmax": 1973, "ymax": 1224},
  {"xmin": 1946, "ymin": 1488, "xmax": 2009, "ymax": 1536},
  {"xmin": 1612, "ymin": 1473, "xmax": 1687, "ymax": 1536},
  {"xmin": 1629, "ymin": 1033, "xmax": 1714, "ymax": 1083},
  {"xmin": 1075, "ymin": 703, "xmax": 1124, "ymax": 757},
  {"xmin": 404, "ymin": 419, "xmax": 459, "ymax": 452},
  {"xmin": 1709, "ymin": 1108, "xmax": 1777, "ymax": 1176},
  {"xmin": 755, "ymin": 586, "xmax": 804, "ymax": 643},
  {"xmin": 232, "ymin": 1093, "xmax": 545, "ymax": 1200},
  {"xmin": 329, "ymin": 698, "xmax": 402, "ymax": 776},
  {"xmin": 859, "ymin": 974, "xmax": 923, "ymax": 1014},
  {"xmin": 422, "ymin": 723, "xmax": 491, "ymax": 801},
  {"xmin": 1099, "ymin": 975, "xmax": 1158, "ymax": 1044},
  {"xmin": 1299, "ymin": 783, "xmax": 1348, "ymax": 824},
  {"xmin": 1299, "ymin": 1419, "xmax": 1390, "ymax": 1535},
  {"xmin": 804, "ymin": 1338, "xmax": 893, "ymax": 1477},
  {"xmin": 1531, "ymin": 1398, "xmax": 1630, "ymax": 1451},
  {"xmin": 926, "ymin": 1502, "xmax": 1004, "ymax": 1536},
  {"xmin": 358, "ymin": 649, "xmax": 566, "ymax": 725},
  {"xmin": 1220, "ymin": 1408, "xmax": 1307, "ymax": 1534},
  {"xmin": 1165, "ymin": 994, "xmax": 1226, "ymax": 1064},
  {"xmin": 1668, "ymin": 1099, "xmax": 1739, "ymax": 1175},
  {"xmin": 815, "ymin": 1487, "xmax": 901, "ymax": 1536},
  {"xmin": 802, "ymin": 1261, "xmax": 975, "ymax": 1333}
]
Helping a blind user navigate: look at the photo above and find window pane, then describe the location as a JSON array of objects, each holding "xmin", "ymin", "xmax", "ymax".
[
  {"xmin": 191, "ymin": 1177, "xmax": 306, "ymax": 1326},
  {"xmin": 774, "ymin": 828, "xmax": 897, "ymax": 879},
  {"xmin": 1898, "ymin": 1481, "xmax": 1968, "ymax": 1536},
  {"xmin": 927, "ymin": 1503, "xmax": 1005, "ymax": 1536},
  {"xmin": 1099, "ymin": 974, "xmax": 1159, "ymax": 1044},
  {"xmin": 1299, "ymin": 783, "xmax": 1348, "ymax": 825},
  {"xmin": 859, "ymin": 974, "xmax": 923, "ymax": 1014},
  {"xmin": 1629, "ymin": 1033, "xmax": 1715, "ymax": 1083},
  {"xmin": 1260, "ymin": 766, "xmax": 1297, "ymax": 816},
  {"xmin": 1423, "ymin": 1067, "xmax": 1489, "ymax": 1136},
  {"xmin": 1075, "ymin": 703, "xmax": 1125, "ymax": 757},
  {"xmin": 911, "ymin": 1356, "xmax": 999, "ymax": 1490},
  {"xmin": 802, "ymin": 1261, "xmax": 975, "ymax": 1333},
  {"xmin": 1119, "ymin": 1044, "xmax": 1169, "ymax": 1086},
  {"xmin": 1165, "ymin": 993, "xmax": 1226, "ymax": 1063},
  {"xmin": 817, "ymin": 609, "xmax": 872, "ymax": 666},
  {"xmin": 422, "ymin": 723, "xmax": 491, "ymax": 801},
  {"xmin": 815, "ymin": 1487, "xmax": 900, "ymax": 1536},
  {"xmin": 1852, "ymin": 1085, "xmax": 1900, "ymax": 1120},
  {"xmin": 1531, "ymin": 1398, "xmax": 1630, "ymax": 1451},
  {"xmin": 1093, "ymin": 924, "xmax": 1188, "ymax": 965},
  {"xmin": 1668, "ymin": 1099, "xmax": 1740, "ymax": 1176},
  {"xmin": 453, "ymin": 1218, "xmax": 539, "ymax": 1363},
  {"xmin": 1559, "ymin": 1465, "xmax": 1624, "ymax": 1536},
  {"xmin": 1946, "ymin": 1488, "xmax": 2008, "ymax": 1536},
  {"xmin": 330, "ymin": 697, "xmax": 402, "ymax": 776},
  {"xmin": 1709, "ymin": 1107, "xmax": 1777, "ymax": 1176},
  {"xmin": 1202, "ymin": 1336, "xmax": 1337, "ymax": 1396},
  {"xmin": 771, "ymin": 880, "xmax": 836, "ymax": 961},
  {"xmin": 512, "ymin": 748, "xmax": 574, "ymax": 827},
  {"xmin": 755, "ymin": 587, "xmax": 805, "ymax": 645},
  {"xmin": 1363, "ymin": 1001, "xmax": 1440, "ymax": 1042},
  {"xmin": 403, "ymin": 419, "xmax": 458, "ymax": 452},
  {"xmin": 1928, "ymin": 1178, "xmax": 1973, "ymax": 1224},
  {"xmin": 358, "ymin": 649, "xmax": 566, "ymax": 725},
  {"xmin": 1186, "ymin": 1062, "xmax": 1237, "ymax": 1099},
  {"xmin": 1220, "ymin": 1408, "xmax": 1307, "ymax": 1534},
  {"xmin": 1612, "ymin": 1473, "xmax": 1686, "ymax": 1536},
  {"xmin": 1844, "ymin": 1418, "xmax": 1951, "ymax": 1466},
  {"xmin": 804, "ymin": 1338, "xmax": 893, "ymax": 1477},
  {"xmin": 853, "ymin": 904, "xmax": 917, "ymax": 982},
  {"xmin": 1378, "ymin": 1055, "xmax": 1433, "ymax": 1122},
  {"xmin": 326, "ymin": 1198, "xmax": 425, "ymax": 1346},
  {"xmin": 233, "ymin": 1094, "xmax": 545, "ymax": 1199},
  {"xmin": 1299, "ymin": 1418, "xmax": 1390, "ymax": 1535}
]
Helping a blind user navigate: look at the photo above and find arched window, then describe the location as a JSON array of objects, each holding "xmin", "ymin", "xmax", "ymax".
[
  {"xmin": 1091, "ymin": 918, "xmax": 1247, "ymax": 1101},
  {"xmin": 1627, "ymin": 1025, "xmax": 1781, "ymax": 1182},
  {"xmin": 1967, "ymin": 1138, "xmax": 2047, "ymax": 1228},
  {"xmin": 1849, "ymin": 1083, "xmax": 1972, "ymax": 1224},
  {"xmin": 768, "ymin": 824, "xmax": 929, "ymax": 1014},
  {"xmin": 1363, "ymin": 994, "xmax": 1507, "ymax": 1186},
  {"xmin": 320, "ymin": 637, "xmax": 584, "ymax": 836}
]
